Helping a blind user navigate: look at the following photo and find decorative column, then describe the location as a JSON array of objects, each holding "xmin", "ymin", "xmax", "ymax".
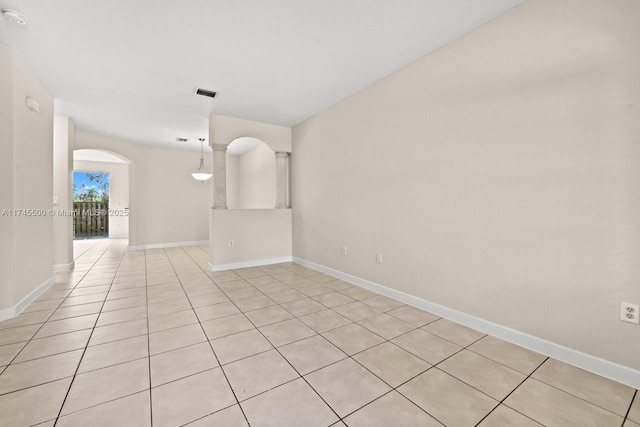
[
  {"xmin": 212, "ymin": 143, "xmax": 228, "ymax": 209},
  {"xmin": 275, "ymin": 151, "xmax": 290, "ymax": 209}
]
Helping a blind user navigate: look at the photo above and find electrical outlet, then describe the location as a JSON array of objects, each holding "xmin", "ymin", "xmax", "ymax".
[
  {"xmin": 621, "ymin": 302, "xmax": 639, "ymax": 324},
  {"xmin": 376, "ymin": 253, "xmax": 383, "ymax": 264},
  {"xmin": 341, "ymin": 246, "xmax": 347, "ymax": 255},
  {"xmin": 27, "ymin": 259, "xmax": 33, "ymax": 270},
  {"xmin": 228, "ymin": 240, "xmax": 234, "ymax": 247},
  {"xmin": 167, "ymin": 227, "xmax": 172, "ymax": 233}
]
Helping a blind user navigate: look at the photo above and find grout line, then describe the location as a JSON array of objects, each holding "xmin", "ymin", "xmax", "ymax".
[
  {"xmin": 164, "ymin": 246, "xmax": 251, "ymax": 426},
  {"xmin": 53, "ymin": 240, "xmax": 128, "ymax": 426}
]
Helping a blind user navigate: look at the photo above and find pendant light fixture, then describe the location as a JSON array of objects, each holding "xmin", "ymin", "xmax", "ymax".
[{"xmin": 191, "ymin": 138, "xmax": 212, "ymax": 182}]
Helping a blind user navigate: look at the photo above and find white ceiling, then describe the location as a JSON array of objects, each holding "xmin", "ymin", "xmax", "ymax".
[{"xmin": 0, "ymin": 0, "xmax": 524, "ymax": 151}]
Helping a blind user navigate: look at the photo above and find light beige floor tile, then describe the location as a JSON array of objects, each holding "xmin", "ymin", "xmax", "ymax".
[
  {"xmin": 392, "ymin": 329, "xmax": 462, "ymax": 365},
  {"xmin": 146, "ymin": 299, "xmax": 192, "ymax": 317},
  {"xmin": 187, "ymin": 404, "xmax": 248, "ymax": 426},
  {"xmin": 339, "ymin": 287, "xmax": 377, "ymax": 300},
  {"xmin": 0, "ymin": 324, "xmax": 41, "ymax": 346},
  {"xmin": 354, "ymin": 342, "xmax": 431, "ymax": 387},
  {"xmin": 225, "ymin": 287, "xmax": 264, "ymax": 301},
  {"xmin": 68, "ymin": 285, "xmax": 111, "ymax": 297},
  {"xmin": 322, "ymin": 323, "xmax": 385, "ymax": 356},
  {"xmin": 399, "ymin": 368, "xmax": 498, "ymax": 426},
  {"xmin": 361, "ymin": 295, "xmax": 405, "ymax": 312},
  {"xmin": 257, "ymin": 282, "xmax": 290, "ymax": 295},
  {"xmin": 298, "ymin": 285, "xmax": 332, "ymax": 297},
  {"xmin": 62, "ymin": 358, "xmax": 150, "ymax": 415},
  {"xmin": 33, "ymin": 314, "xmax": 98, "ymax": 339},
  {"xmin": 102, "ymin": 295, "xmax": 147, "ymax": 312},
  {"xmin": 0, "ymin": 342, "xmax": 26, "ymax": 366},
  {"xmin": 241, "ymin": 378, "xmax": 338, "ymax": 427},
  {"xmin": 386, "ymin": 305, "xmax": 440, "ymax": 327},
  {"xmin": 358, "ymin": 313, "xmax": 414, "ymax": 340},
  {"xmin": 183, "ymin": 284, "xmax": 222, "ymax": 298},
  {"xmin": 279, "ymin": 335, "xmax": 347, "ymax": 375},
  {"xmin": 438, "ymin": 349, "xmax": 526, "ymax": 400},
  {"xmin": 14, "ymin": 329, "xmax": 91, "ymax": 362},
  {"xmin": 152, "ymin": 368, "xmax": 236, "ymax": 427},
  {"xmin": 89, "ymin": 318, "xmax": 148, "ymax": 346},
  {"xmin": 244, "ymin": 305, "xmax": 294, "ymax": 327},
  {"xmin": 0, "ymin": 310, "xmax": 50, "ymax": 330},
  {"xmin": 0, "ymin": 349, "xmax": 82, "ymax": 394},
  {"xmin": 259, "ymin": 318, "xmax": 317, "ymax": 347},
  {"xmin": 148, "ymin": 309, "xmax": 198, "ymax": 333},
  {"xmin": 323, "ymin": 280, "xmax": 353, "ymax": 292},
  {"xmin": 280, "ymin": 298, "xmax": 326, "ymax": 316},
  {"xmin": 56, "ymin": 391, "xmax": 151, "ymax": 427},
  {"xmin": 505, "ymin": 378, "xmax": 623, "ymax": 427},
  {"xmin": 344, "ymin": 391, "xmax": 441, "ymax": 427},
  {"xmin": 477, "ymin": 404, "xmax": 543, "ymax": 427},
  {"xmin": 332, "ymin": 301, "xmax": 382, "ymax": 322},
  {"xmin": 267, "ymin": 289, "xmax": 306, "ymax": 304},
  {"xmin": 311, "ymin": 292, "xmax": 355, "ymax": 308},
  {"xmin": 532, "ymin": 358, "xmax": 635, "ymax": 416},
  {"xmin": 299, "ymin": 309, "xmax": 352, "ymax": 333},
  {"xmin": 79, "ymin": 335, "xmax": 148, "ymax": 373},
  {"xmin": 224, "ymin": 350, "xmax": 299, "ymax": 401},
  {"xmin": 247, "ymin": 276, "xmax": 280, "ymax": 286},
  {"xmin": 468, "ymin": 336, "xmax": 546, "ymax": 374},
  {"xmin": 106, "ymin": 287, "xmax": 147, "ymax": 300},
  {"xmin": 210, "ymin": 329, "xmax": 273, "ymax": 365},
  {"xmin": 22, "ymin": 298, "xmax": 64, "ymax": 314},
  {"xmin": 189, "ymin": 292, "xmax": 230, "ymax": 308},
  {"xmin": 150, "ymin": 342, "xmax": 218, "ymax": 387},
  {"xmin": 630, "ymin": 395, "xmax": 640, "ymax": 423},
  {"xmin": 422, "ymin": 318, "xmax": 485, "ymax": 347},
  {"xmin": 194, "ymin": 302, "xmax": 241, "ymax": 321},
  {"xmin": 305, "ymin": 358, "xmax": 390, "ymax": 417},
  {"xmin": 201, "ymin": 313, "xmax": 254, "ymax": 340},
  {"xmin": 60, "ymin": 293, "xmax": 107, "ymax": 307},
  {"xmin": 625, "ymin": 419, "xmax": 640, "ymax": 427},
  {"xmin": 0, "ymin": 377, "xmax": 72, "ymax": 427},
  {"xmin": 149, "ymin": 323, "xmax": 207, "ymax": 355},
  {"xmin": 234, "ymin": 295, "xmax": 276, "ymax": 312},
  {"xmin": 95, "ymin": 305, "xmax": 147, "ymax": 327}
]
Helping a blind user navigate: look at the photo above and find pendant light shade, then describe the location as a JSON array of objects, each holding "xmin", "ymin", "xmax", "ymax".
[{"xmin": 192, "ymin": 138, "xmax": 212, "ymax": 181}]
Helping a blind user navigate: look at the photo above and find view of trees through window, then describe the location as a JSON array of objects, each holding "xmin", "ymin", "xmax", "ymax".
[{"xmin": 73, "ymin": 171, "xmax": 109, "ymax": 202}]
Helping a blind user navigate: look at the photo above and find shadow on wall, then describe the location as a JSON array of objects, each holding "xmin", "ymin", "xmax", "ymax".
[{"xmin": 226, "ymin": 137, "xmax": 276, "ymax": 209}]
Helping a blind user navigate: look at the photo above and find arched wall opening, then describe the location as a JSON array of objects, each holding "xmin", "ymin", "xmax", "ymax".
[
  {"xmin": 226, "ymin": 137, "xmax": 276, "ymax": 209},
  {"xmin": 72, "ymin": 149, "xmax": 132, "ymax": 240}
]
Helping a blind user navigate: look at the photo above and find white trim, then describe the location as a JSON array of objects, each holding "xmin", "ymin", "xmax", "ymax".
[
  {"xmin": 208, "ymin": 256, "xmax": 293, "ymax": 272},
  {"xmin": 128, "ymin": 240, "xmax": 209, "ymax": 251},
  {"xmin": 53, "ymin": 261, "xmax": 75, "ymax": 272},
  {"xmin": 293, "ymin": 257, "xmax": 640, "ymax": 390},
  {"xmin": 0, "ymin": 276, "xmax": 56, "ymax": 321}
]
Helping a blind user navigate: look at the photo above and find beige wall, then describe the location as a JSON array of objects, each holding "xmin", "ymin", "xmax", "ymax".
[
  {"xmin": 227, "ymin": 143, "xmax": 276, "ymax": 209},
  {"xmin": 74, "ymin": 130, "xmax": 211, "ymax": 248},
  {"xmin": 292, "ymin": 0, "xmax": 640, "ymax": 370},
  {"xmin": 53, "ymin": 116, "xmax": 74, "ymax": 267},
  {"xmin": 210, "ymin": 209, "xmax": 292, "ymax": 268},
  {"xmin": 0, "ymin": 43, "xmax": 54, "ymax": 314},
  {"xmin": 73, "ymin": 159, "xmax": 129, "ymax": 239}
]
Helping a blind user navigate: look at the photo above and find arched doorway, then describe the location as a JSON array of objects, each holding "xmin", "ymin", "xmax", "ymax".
[{"xmin": 72, "ymin": 149, "xmax": 131, "ymax": 240}]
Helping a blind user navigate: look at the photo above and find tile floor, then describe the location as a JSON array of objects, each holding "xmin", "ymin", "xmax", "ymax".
[{"xmin": 0, "ymin": 239, "xmax": 638, "ymax": 426}]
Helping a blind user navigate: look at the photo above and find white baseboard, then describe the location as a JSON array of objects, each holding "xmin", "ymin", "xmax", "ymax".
[
  {"xmin": 53, "ymin": 261, "xmax": 75, "ymax": 272},
  {"xmin": 128, "ymin": 240, "xmax": 209, "ymax": 251},
  {"xmin": 209, "ymin": 256, "xmax": 293, "ymax": 272},
  {"xmin": 293, "ymin": 257, "xmax": 640, "ymax": 390},
  {"xmin": 0, "ymin": 276, "xmax": 56, "ymax": 321}
]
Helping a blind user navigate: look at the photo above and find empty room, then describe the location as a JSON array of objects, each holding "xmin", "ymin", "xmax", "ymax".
[{"xmin": 0, "ymin": 0, "xmax": 639, "ymax": 426}]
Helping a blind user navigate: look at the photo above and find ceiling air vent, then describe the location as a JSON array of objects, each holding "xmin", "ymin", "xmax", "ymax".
[
  {"xmin": 176, "ymin": 137, "xmax": 188, "ymax": 142},
  {"xmin": 195, "ymin": 88, "xmax": 217, "ymax": 99}
]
